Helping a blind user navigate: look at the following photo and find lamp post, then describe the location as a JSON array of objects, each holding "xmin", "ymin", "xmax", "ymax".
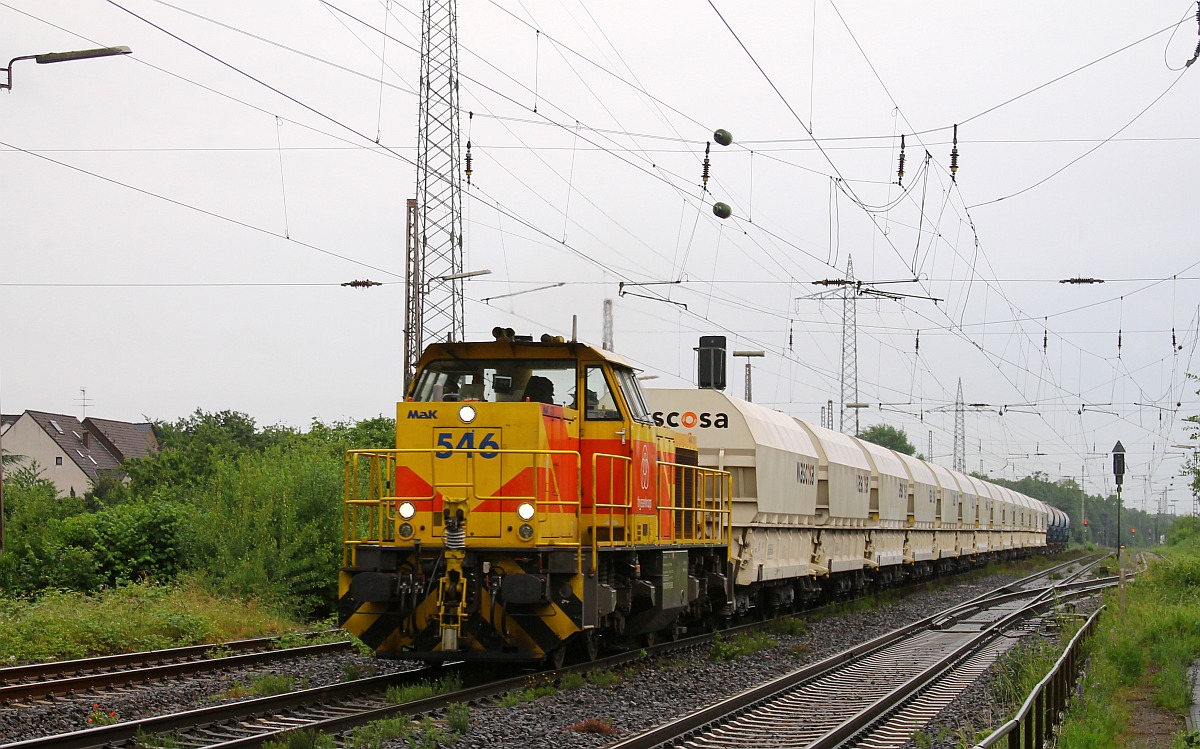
[
  {"xmin": 1113, "ymin": 441, "xmax": 1126, "ymax": 613},
  {"xmin": 732, "ymin": 350, "xmax": 765, "ymax": 402},
  {"xmin": 0, "ymin": 45, "xmax": 133, "ymax": 554}
]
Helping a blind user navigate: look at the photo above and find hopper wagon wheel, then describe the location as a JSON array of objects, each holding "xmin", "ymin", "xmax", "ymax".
[{"xmin": 640, "ymin": 631, "xmax": 657, "ymax": 648}]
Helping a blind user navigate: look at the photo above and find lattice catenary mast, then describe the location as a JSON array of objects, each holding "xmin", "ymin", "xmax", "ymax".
[
  {"xmin": 404, "ymin": 0, "xmax": 465, "ymax": 388},
  {"xmin": 954, "ymin": 378, "xmax": 966, "ymax": 472},
  {"xmin": 840, "ymin": 257, "xmax": 859, "ymax": 436}
]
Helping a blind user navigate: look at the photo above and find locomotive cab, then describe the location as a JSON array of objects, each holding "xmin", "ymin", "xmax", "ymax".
[{"xmin": 338, "ymin": 331, "xmax": 732, "ymax": 665}]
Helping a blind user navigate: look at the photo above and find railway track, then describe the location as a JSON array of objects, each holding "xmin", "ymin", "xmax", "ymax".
[
  {"xmin": 606, "ymin": 559, "xmax": 1113, "ymax": 749},
  {"xmin": 0, "ymin": 554, "xmax": 1100, "ymax": 749},
  {"xmin": 0, "ymin": 634, "xmax": 351, "ymax": 705}
]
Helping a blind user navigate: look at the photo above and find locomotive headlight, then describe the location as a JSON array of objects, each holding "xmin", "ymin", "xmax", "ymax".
[
  {"xmin": 398, "ymin": 523, "xmax": 414, "ymax": 538},
  {"xmin": 517, "ymin": 502, "xmax": 536, "ymax": 521},
  {"xmin": 458, "ymin": 405, "xmax": 477, "ymax": 424},
  {"xmin": 398, "ymin": 501, "xmax": 416, "ymax": 520},
  {"xmin": 518, "ymin": 523, "xmax": 534, "ymax": 540}
]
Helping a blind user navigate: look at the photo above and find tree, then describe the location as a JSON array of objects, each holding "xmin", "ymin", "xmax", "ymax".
[{"xmin": 857, "ymin": 424, "xmax": 916, "ymax": 455}]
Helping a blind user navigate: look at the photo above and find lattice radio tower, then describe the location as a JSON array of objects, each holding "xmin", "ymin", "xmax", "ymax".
[{"xmin": 404, "ymin": 0, "xmax": 465, "ymax": 388}]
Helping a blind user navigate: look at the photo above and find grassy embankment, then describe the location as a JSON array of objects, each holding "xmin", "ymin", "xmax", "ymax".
[
  {"xmin": 1051, "ymin": 547, "xmax": 1200, "ymax": 748},
  {"xmin": 0, "ymin": 580, "xmax": 303, "ymax": 662}
]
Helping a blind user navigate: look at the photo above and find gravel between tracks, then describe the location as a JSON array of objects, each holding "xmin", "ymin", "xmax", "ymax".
[
  {"xmin": 0, "ymin": 649, "xmax": 417, "ymax": 744},
  {"xmin": 0, "ymin": 570, "xmax": 1083, "ymax": 748},
  {"xmin": 453, "ymin": 571, "xmax": 1072, "ymax": 749}
]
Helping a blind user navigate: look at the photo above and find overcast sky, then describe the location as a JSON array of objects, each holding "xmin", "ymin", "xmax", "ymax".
[{"xmin": 3, "ymin": 1, "xmax": 1199, "ymax": 514}]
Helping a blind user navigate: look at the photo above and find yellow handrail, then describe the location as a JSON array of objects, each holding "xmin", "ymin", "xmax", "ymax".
[{"xmin": 345, "ymin": 449, "xmax": 732, "ymax": 575}]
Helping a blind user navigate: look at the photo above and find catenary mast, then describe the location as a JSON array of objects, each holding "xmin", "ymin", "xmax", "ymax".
[{"xmin": 405, "ymin": 0, "xmax": 465, "ymax": 389}]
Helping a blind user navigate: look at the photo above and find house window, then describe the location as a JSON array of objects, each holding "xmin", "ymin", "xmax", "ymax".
[{"xmin": 55, "ymin": 456, "xmax": 63, "ymax": 466}]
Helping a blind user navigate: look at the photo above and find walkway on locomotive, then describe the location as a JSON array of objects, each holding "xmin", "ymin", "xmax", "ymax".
[{"xmin": 342, "ymin": 342, "xmax": 732, "ymax": 566}]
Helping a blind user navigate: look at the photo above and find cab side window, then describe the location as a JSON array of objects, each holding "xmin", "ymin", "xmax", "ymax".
[
  {"xmin": 614, "ymin": 368, "xmax": 653, "ymax": 423},
  {"xmin": 583, "ymin": 366, "xmax": 622, "ymax": 421}
]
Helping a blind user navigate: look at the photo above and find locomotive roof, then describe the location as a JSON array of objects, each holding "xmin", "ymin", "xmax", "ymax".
[{"xmin": 419, "ymin": 337, "xmax": 640, "ymax": 370}]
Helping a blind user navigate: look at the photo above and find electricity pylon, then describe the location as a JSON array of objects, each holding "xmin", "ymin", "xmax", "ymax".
[{"xmin": 404, "ymin": 0, "xmax": 465, "ymax": 388}]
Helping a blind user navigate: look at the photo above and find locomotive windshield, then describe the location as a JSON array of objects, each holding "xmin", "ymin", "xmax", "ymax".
[
  {"xmin": 614, "ymin": 367, "xmax": 652, "ymax": 423},
  {"xmin": 412, "ymin": 358, "xmax": 577, "ymax": 407}
]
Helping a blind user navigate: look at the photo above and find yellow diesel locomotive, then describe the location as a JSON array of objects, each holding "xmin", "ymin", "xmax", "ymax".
[{"xmin": 337, "ymin": 329, "xmax": 733, "ymax": 666}]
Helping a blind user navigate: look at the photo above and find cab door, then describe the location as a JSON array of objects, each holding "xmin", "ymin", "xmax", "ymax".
[{"xmin": 579, "ymin": 364, "xmax": 631, "ymax": 542}]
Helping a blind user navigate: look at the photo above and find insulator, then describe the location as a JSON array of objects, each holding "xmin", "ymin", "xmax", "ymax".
[
  {"xmin": 788, "ymin": 321, "xmax": 794, "ymax": 350},
  {"xmin": 1043, "ymin": 330, "xmax": 1048, "ymax": 353},
  {"xmin": 949, "ymin": 124, "xmax": 960, "ymax": 182},
  {"xmin": 897, "ymin": 134, "xmax": 906, "ymax": 186},
  {"xmin": 445, "ymin": 525, "xmax": 466, "ymax": 550},
  {"xmin": 712, "ymin": 201, "xmax": 732, "ymax": 219},
  {"xmin": 701, "ymin": 142, "xmax": 711, "ymax": 191},
  {"xmin": 464, "ymin": 141, "xmax": 473, "ymax": 186},
  {"xmin": 714, "ymin": 128, "xmax": 733, "ymax": 146},
  {"xmin": 1118, "ymin": 328, "xmax": 1122, "ymax": 355},
  {"xmin": 915, "ymin": 330, "xmax": 920, "ymax": 354},
  {"xmin": 1173, "ymin": 327, "xmax": 1178, "ymax": 350}
]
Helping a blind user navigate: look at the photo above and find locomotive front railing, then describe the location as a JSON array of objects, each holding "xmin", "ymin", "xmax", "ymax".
[
  {"xmin": 346, "ymin": 448, "xmax": 731, "ymax": 576},
  {"xmin": 343, "ymin": 448, "xmax": 583, "ymax": 566}
]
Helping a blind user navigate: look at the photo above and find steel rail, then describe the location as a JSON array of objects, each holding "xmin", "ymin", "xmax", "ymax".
[
  {"xmin": 0, "ymin": 667, "xmax": 445, "ymax": 749},
  {"xmin": 0, "ymin": 641, "xmax": 351, "ymax": 704},
  {"xmin": 0, "ymin": 631, "xmax": 342, "ymax": 683},
  {"xmin": 604, "ymin": 572, "xmax": 1112, "ymax": 749}
]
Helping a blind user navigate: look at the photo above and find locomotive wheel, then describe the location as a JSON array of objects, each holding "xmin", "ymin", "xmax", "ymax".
[
  {"xmin": 570, "ymin": 630, "xmax": 600, "ymax": 662},
  {"xmin": 641, "ymin": 631, "xmax": 657, "ymax": 648},
  {"xmin": 546, "ymin": 645, "xmax": 567, "ymax": 670}
]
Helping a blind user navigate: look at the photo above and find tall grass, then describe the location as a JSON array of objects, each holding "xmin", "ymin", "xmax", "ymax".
[
  {"xmin": 0, "ymin": 580, "xmax": 298, "ymax": 661},
  {"xmin": 1055, "ymin": 549, "xmax": 1200, "ymax": 747}
]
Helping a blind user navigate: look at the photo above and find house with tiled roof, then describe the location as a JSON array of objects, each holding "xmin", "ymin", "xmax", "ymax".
[{"xmin": 0, "ymin": 411, "xmax": 158, "ymax": 497}]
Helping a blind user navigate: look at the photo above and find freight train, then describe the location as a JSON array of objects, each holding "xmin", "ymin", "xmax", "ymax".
[{"xmin": 337, "ymin": 331, "xmax": 1063, "ymax": 666}]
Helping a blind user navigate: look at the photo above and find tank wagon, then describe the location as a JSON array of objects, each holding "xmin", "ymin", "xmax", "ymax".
[
  {"xmin": 337, "ymin": 331, "xmax": 1059, "ymax": 665},
  {"xmin": 1046, "ymin": 506, "xmax": 1071, "ymax": 552}
]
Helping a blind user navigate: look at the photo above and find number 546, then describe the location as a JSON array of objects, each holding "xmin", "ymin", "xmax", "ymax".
[{"xmin": 435, "ymin": 432, "xmax": 499, "ymax": 459}]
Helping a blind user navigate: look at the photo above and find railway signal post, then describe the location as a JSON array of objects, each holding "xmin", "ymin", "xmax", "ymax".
[{"xmin": 1113, "ymin": 441, "xmax": 1126, "ymax": 614}]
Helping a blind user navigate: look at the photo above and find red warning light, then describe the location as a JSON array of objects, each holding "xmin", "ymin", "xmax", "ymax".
[
  {"xmin": 1083, "ymin": 520, "xmax": 1088, "ymax": 525},
  {"xmin": 1131, "ymin": 528, "xmax": 1136, "ymax": 534}
]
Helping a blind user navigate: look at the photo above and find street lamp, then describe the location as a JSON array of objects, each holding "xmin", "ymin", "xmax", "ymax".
[
  {"xmin": 2, "ymin": 46, "xmax": 132, "ymax": 91},
  {"xmin": 0, "ymin": 44, "xmax": 133, "ymax": 554},
  {"xmin": 732, "ymin": 350, "xmax": 765, "ymax": 402}
]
